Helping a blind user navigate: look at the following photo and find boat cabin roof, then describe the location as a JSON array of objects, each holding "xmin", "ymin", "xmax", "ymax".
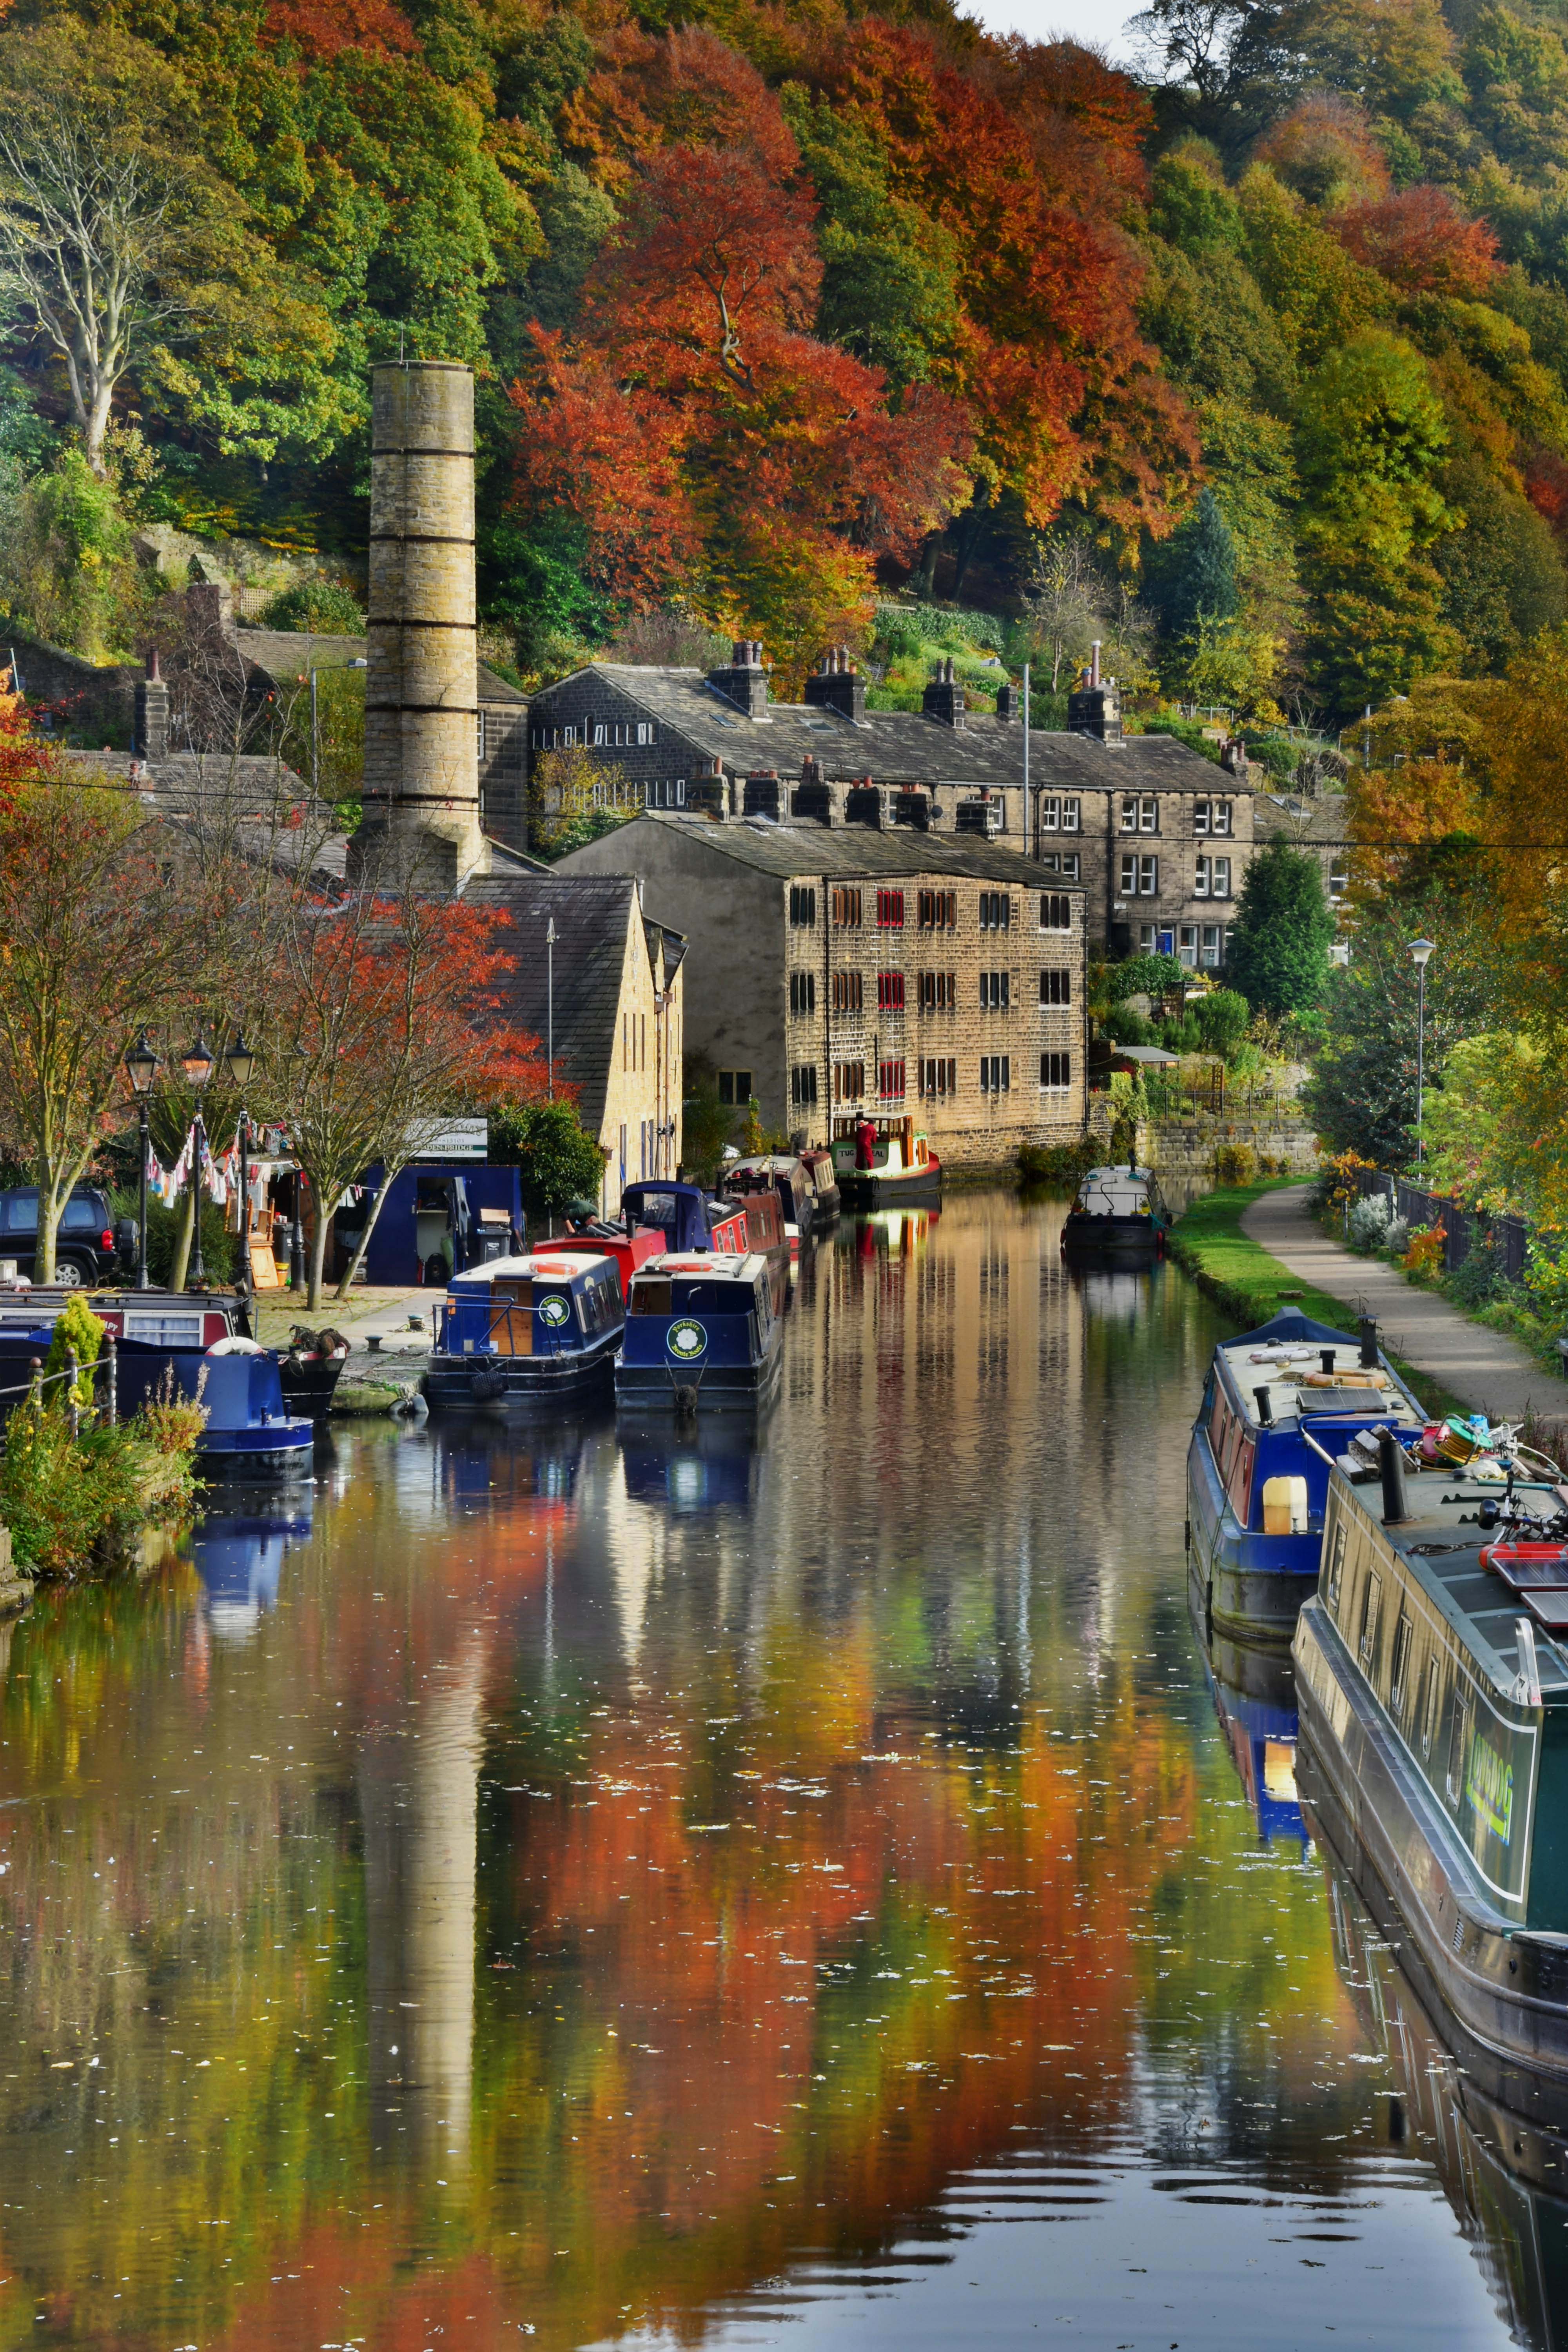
[
  {"xmin": 631, "ymin": 1253, "xmax": 767, "ymax": 1285},
  {"xmin": 1216, "ymin": 1326, "xmax": 1425, "ymax": 1432},
  {"xmin": 448, "ymin": 1253, "xmax": 602, "ymax": 1288}
]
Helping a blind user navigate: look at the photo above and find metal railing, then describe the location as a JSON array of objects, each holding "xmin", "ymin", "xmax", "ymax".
[{"xmin": 0, "ymin": 1338, "xmax": 120, "ymax": 1435}]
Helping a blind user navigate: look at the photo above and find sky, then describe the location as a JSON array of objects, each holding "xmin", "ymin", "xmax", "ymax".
[{"xmin": 966, "ymin": 0, "xmax": 1140, "ymax": 60}]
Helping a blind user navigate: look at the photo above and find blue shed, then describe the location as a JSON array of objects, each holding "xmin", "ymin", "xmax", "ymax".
[{"xmin": 334, "ymin": 1163, "xmax": 526, "ymax": 1287}]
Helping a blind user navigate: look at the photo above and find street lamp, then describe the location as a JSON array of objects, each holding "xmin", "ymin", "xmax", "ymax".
[
  {"xmin": 1410, "ymin": 938, "xmax": 1436, "ymax": 1166},
  {"xmin": 125, "ymin": 1031, "xmax": 158, "ymax": 1290},
  {"xmin": 182, "ymin": 1033, "xmax": 215, "ymax": 1289},
  {"xmin": 225, "ymin": 1032, "xmax": 256, "ymax": 1301}
]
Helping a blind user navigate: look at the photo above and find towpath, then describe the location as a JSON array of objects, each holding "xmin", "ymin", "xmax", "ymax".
[{"xmin": 1241, "ymin": 1182, "xmax": 1561, "ymax": 1425}]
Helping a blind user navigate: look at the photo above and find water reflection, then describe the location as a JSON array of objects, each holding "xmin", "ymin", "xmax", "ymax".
[
  {"xmin": 191, "ymin": 1489, "xmax": 314, "ymax": 1642},
  {"xmin": 0, "ymin": 1195, "xmax": 1533, "ymax": 2347},
  {"xmin": 1198, "ymin": 1610, "xmax": 1307, "ymax": 1850}
]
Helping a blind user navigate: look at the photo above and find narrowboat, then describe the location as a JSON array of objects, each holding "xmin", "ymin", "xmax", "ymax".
[
  {"xmin": 799, "ymin": 1147, "xmax": 840, "ymax": 1225},
  {"xmin": 426, "ymin": 1252, "xmax": 625, "ymax": 1410},
  {"xmin": 619, "ymin": 1181, "xmax": 748, "ymax": 1257},
  {"xmin": 0, "ymin": 1288, "xmax": 313, "ymax": 1475},
  {"xmin": 1061, "ymin": 1162, "xmax": 1172, "ymax": 1259},
  {"xmin": 726, "ymin": 1155, "xmax": 815, "ymax": 1260},
  {"xmin": 530, "ymin": 1218, "xmax": 665, "ymax": 1300},
  {"xmin": 615, "ymin": 1253, "xmax": 782, "ymax": 1414},
  {"xmin": 830, "ymin": 1115, "xmax": 942, "ymax": 1208},
  {"xmin": 722, "ymin": 1185, "xmax": 791, "ymax": 1313},
  {"xmin": 1293, "ymin": 1419, "xmax": 1568, "ymax": 2087},
  {"xmin": 278, "ymin": 1324, "xmax": 352, "ymax": 1419},
  {"xmin": 1188, "ymin": 1307, "xmax": 1426, "ymax": 1644}
]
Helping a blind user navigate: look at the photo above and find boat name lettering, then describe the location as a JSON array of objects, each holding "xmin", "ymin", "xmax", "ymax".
[{"xmin": 1466, "ymin": 1731, "xmax": 1514, "ymax": 1844}]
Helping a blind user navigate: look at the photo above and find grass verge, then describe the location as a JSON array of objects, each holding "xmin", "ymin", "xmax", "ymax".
[{"xmin": 1170, "ymin": 1180, "xmax": 1469, "ymax": 1421}]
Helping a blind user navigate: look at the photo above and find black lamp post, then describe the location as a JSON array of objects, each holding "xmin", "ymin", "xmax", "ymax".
[
  {"xmin": 225, "ymin": 1031, "xmax": 256, "ymax": 1298},
  {"xmin": 181, "ymin": 1033, "xmax": 215, "ymax": 1289},
  {"xmin": 125, "ymin": 1031, "xmax": 158, "ymax": 1290}
]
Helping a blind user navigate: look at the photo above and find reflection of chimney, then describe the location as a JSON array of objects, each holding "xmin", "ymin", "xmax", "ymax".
[
  {"xmin": 136, "ymin": 650, "xmax": 169, "ymax": 764},
  {"xmin": 350, "ymin": 362, "xmax": 485, "ymax": 887},
  {"xmin": 361, "ymin": 1642, "xmax": 484, "ymax": 2181}
]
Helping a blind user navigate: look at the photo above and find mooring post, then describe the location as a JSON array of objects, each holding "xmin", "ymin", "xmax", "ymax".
[{"xmin": 106, "ymin": 1336, "xmax": 118, "ymax": 1429}]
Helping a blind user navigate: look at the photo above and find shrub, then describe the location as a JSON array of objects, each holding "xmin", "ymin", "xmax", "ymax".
[
  {"xmin": 44, "ymin": 1292, "xmax": 103, "ymax": 1410},
  {"xmin": 1214, "ymin": 1142, "xmax": 1258, "ymax": 1183},
  {"xmin": 1404, "ymin": 1225, "xmax": 1446, "ymax": 1279},
  {"xmin": 1018, "ymin": 1138, "xmax": 1097, "ymax": 1186},
  {"xmin": 1386, "ymin": 1216, "xmax": 1410, "ymax": 1255},
  {"xmin": 1195, "ymin": 987, "xmax": 1250, "ymax": 1063},
  {"xmin": 261, "ymin": 579, "xmax": 367, "ymax": 633},
  {"xmin": 1348, "ymin": 1193, "xmax": 1392, "ymax": 1251},
  {"xmin": 1524, "ymin": 1240, "xmax": 1568, "ymax": 1326},
  {"xmin": 1446, "ymin": 1225, "xmax": 1513, "ymax": 1307}
]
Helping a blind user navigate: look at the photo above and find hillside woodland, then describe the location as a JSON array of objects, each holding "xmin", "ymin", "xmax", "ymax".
[{"xmin": 5, "ymin": 0, "xmax": 1568, "ymax": 717}]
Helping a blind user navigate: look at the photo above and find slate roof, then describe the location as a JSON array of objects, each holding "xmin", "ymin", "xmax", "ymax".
[
  {"xmin": 534, "ymin": 663, "xmax": 1233, "ymax": 793},
  {"xmin": 56, "ymin": 746, "xmax": 312, "ymax": 815},
  {"xmin": 461, "ymin": 873, "xmax": 659, "ymax": 1138},
  {"xmin": 1253, "ymin": 789, "xmax": 1350, "ymax": 847},
  {"xmin": 234, "ymin": 627, "xmax": 526, "ymax": 704},
  {"xmin": 557, "ymin": 812, "xmax": 1083, "ymax": 889}
]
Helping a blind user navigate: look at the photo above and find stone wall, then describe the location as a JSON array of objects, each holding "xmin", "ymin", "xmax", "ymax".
[
  {"xmin": 1146, "ymin": 1113, "xmax": 1320, "ymax": 1176},
  {"xmin": 8, "ymin": 632, "xmax": 138, "ymax": 746}
]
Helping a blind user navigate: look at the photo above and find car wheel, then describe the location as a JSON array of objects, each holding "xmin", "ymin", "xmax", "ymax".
[{"xmin": 54, "ymin": 1258, "xmax": 87, "ymax": 1289}]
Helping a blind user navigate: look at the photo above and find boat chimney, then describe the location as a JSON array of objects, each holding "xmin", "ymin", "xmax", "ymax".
[
  {"xmin": 1378, "ymin": 1428, "xmax": 1413, "ymax": 1525},
  {"xmin": 1358, "ymin": 1314, "xmax": 1379, "ymax": 1369},
  {"xmin": 1254, "ymin": 1385, "xmax": 1274, "ymax": 1427},
  {"xmin": 1320, "ymin": 1348, "xmax": 1336, "ymax": 1374}
]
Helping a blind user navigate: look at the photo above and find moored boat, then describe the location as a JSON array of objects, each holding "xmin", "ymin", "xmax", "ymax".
[
  {"xmin": 278, "ymin": 1325, "xmax": 351, "ymax": 1420},
  {"xmin": 530, "ymin": 1217, "xmax": 665, "ymax": 1299},
  {"xmin": 798, "ymin": 1146, "xmax": 840, "ymax": 1225},
  {"xmin": 1293, "ymin": 1415, "xmax": 1568, "ymax": 2087},
  {"xmin": 426, "ymin": 1251, "xmax": 625, "ymax": 1410},
  {"xmin": 618, "ymin": 1181, "xmax": 748, "ymax": 1257},
  {"xmin": 1187, "ymin": 1308, "xmax": 1426, "ymax": 1644},
  {"xmin": 720, "ymin": 1185, "xmax": 791, "ymax": 1313},
  {"xmin": 1061, "ymin": 1162, "xmax": 1172, "ymax": 1259},
  {"xmin": 615, "ymin": 1253, "xmax": 782, "ymax": 1414},
  {"xmin": 830, "ymin": 1115, "xmax": 942, "ymax": 1208},
  {"xmin": 726, "ymin": 1155, "xmax": 815, "ymax": 1261}
]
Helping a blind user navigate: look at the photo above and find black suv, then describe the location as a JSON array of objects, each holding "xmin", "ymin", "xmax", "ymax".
[{"xmin": 0, "ymin": 1188, "xmax": 132, "ymax": 1287}]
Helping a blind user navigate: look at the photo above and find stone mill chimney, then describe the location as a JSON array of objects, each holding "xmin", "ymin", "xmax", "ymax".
[{"xmin": 349, "ymin": 361, "xmax": 485, "ymax": 887}]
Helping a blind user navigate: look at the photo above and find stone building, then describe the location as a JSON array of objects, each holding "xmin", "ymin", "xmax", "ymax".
[
  {"xmin": 462, "ymin": 872, "xmax": 687, "ymax": 1216},
  {"xmin": 555, "ymin": 817, "xmax": 1086, "ymax": 1170},
  {"xmin": 523, "ymin": 642, "xmax": 1253, "ymax": 962}
]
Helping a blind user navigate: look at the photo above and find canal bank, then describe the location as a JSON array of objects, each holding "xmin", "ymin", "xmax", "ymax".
[{"xmin": 0, "ymin": 1194, "xmax": 1539, "ymax": 2352}]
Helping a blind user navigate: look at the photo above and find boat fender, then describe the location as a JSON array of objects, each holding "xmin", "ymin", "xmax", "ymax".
[
  {"xmin": 470, "ymin": 1366, "xmax": 506, "ymax": 1402},
  {"xmin": 207, "ymin": 1336, "xmax": 265, "ymax": 1356},
  {"xmin": 672, "ymin": 1382, "xmax": 700, "ymax": 1419}
]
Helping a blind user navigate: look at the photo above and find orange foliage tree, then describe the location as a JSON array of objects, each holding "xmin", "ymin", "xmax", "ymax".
[
  {"xmin": 267, "ymin": 889, "xmax": 552, "ymax": 1305},
  {"xmin": 511, "ymin": 27, "xmax": 975, "ymax": 681},
  {"xmin": 1334, "ymin": 186, "xmax": 1501, "ymax": 299}
]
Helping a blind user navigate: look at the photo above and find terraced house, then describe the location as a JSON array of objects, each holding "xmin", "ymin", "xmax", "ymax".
[{"xmin": 555, "ymin": 818, "xmax": 1086, "ymax": 1171}]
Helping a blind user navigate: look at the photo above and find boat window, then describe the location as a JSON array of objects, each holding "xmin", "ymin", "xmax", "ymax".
[
  {"xmin": 671, "ymin": 1281, "xmax": 757, "ymax": 1314},
  {"xmin": 628, "ymin": 1192, "xmax": 679, "ymax": 1233},
  {"xmin": 1326, "ymin": 1523, "xmax": 1347, "ymax": 1612},
  {"xmin": 1357, "ymin": 1569, "xmax": 1382, "ymax": 1671},
  {"xmin": 494, "ymin": 1277, "xmax": 534, "ymax": 1312},
  {"xmin": 1446, "ymin": 1680, "xmax": 1472, "ymax": 1804},
  {"xmin": 1225, "ymin": 1429, "xmax": 1254, "ymax": 1527},
  {"xmin": 1421, "ymin": 1657, "xmax": 1442, "ymax": 1756},
  {"xmin": 1389, "ymin": 1613, "xmax": 1413, "ymax": 1713},
  {"xmin": 125, "ymin": 1312, "xmax": 204, "ymax": 1348},
  {"xmin": 630, "ymin": 1279, "xmax": 673, "ymax": 1316}
]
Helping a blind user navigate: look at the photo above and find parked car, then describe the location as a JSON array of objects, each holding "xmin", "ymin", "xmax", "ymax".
[{"xmin": 0, "ymin": 1188, "xmax": 132, "ymax": 1287}]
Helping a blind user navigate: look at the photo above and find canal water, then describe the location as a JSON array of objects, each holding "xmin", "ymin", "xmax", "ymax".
[{"xmin": 0, "ymin": 1195, "xmax": 1549, "ymax": 2349}]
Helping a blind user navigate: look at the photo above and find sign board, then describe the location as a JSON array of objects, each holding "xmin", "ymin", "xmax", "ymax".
[{"xmin": 408, "ymin": 1117, "xmax": 488, "ymax": 1161}]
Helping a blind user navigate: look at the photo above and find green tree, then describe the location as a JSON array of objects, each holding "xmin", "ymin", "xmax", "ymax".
[
  {"xmin": 1225, "ymin": 837, "xmax": 1334, "ymax": 1014},
  {"xmin": 1303, "ymin": 911, "xmax": 1494, "ymax": 1165},
  {"xmin": 1146, "ymin": 486, "xmax": 1240, "ymax": 641},
  {"xmin": 489, "ymin": 1098, "xmax": 607, "ymax": 1225},
  {"xmin": 1195, "ymin": 986, "xmax": 1250, "ymax": 1060}
]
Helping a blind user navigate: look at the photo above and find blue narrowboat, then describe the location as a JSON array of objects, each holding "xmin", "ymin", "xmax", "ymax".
[
  {"xmin": 1187, "ymin": 1308, "xmax": 1426, "ymax": 1644},
  {"xmin": 0, "ymin": 1290, "xmax": 313, "ymax": 1476},
  {"xmin": 427, "ymin": 1251, "xmax": 626, "ymax": 1410},
  {"xmin": 615, "ymin": 1254, "xmax": 782, "ymax": 1414},
  {"xmin": 619, "ymin": 1181, "xmax": 748, "ymax": 1256}
]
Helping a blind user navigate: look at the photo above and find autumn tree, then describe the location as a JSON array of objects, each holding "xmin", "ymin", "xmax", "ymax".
[{"xmin": 266, "ymin": 888, "xmax": 549, "ymax": 1307}]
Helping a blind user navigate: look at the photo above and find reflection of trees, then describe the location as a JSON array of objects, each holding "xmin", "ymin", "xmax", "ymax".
[{"xmin": 0, "ymin": 1201, "xmax": 1394, "ymax": 2345}]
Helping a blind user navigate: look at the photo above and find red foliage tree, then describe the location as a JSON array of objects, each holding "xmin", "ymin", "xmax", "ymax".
[
  {"xmin": 262, "ymin": 0, "xmax": 415, "ymax": 61},
  {"xmin": 1334, "ymin": 185, "xmax": 1501, "ymax": 298}
]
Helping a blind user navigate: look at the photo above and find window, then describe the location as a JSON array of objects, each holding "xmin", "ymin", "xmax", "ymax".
[
  {"xmin": 831, "ymin": 971, "xmax": 863, "ymax": 1014},
  {"xmin": 1039, "ymin": 968, "xmax": 1071, "ymax": 1005},
  {"xmin": 1447, "ymin": 1679, "xmax": 1472, "ymax": 1803},
  {"xmin": 1357, "ymin": 1569, "xmax": 1382, "ymax": 1673},
  {"xmin": 1212, "ymin": 800, "xmax": 1232, "ymax": 837},
  {"xmin": 979, "ymin": 891, "xmax": 1012, "ymax": 930},
  {"xmin": 1120, "ymin": 854, "xmax": 1159, "ymax": 896},
  {"xmin": 877, "ymin": 1058, "xmax": 906, "ymax": 1099},
  {"xmin": 476, "ymin": 710, "xmax": 488, "ymax": 760},
  {"xmin": 1194, "ymin": 798, "xmax": 1209, "ymax": 836},
  {"xmin": 717, "ymin": 1069, "xmax": 753, "ymax": 1106},
  {"xmin": 1390, "ymin": 1613, "xmax": 1414, "ymax": 1714},
  {"xmin": 1040, "ymin": 853, "xmax": 1080, "ymax": 881},
  {"xmin": 1328, "ymin": 862, "xmax": 1349, "ymax": 904},
  {"xmin": 791, "ymin": 1065, "xmax": 818, "ymax": 1108},
  {"xmin": 919, "ymin": 1057, "xmax": 957, "ymax": 1098},
  {"xmin": 831, "ymin": 886, "xmax": 862, "ymax": 927},
  {"xmin": 918, "ymin": 971, "xmax": 956, "ymax": 1012},
  {"xmin": 790, "ymin": 885, "xmax": 818, "ymax": 927},
  {"xmin": 1178, "ymin": 924, "xmax": 1198, "ymax": 967},
  {"xmin": 876, "ymin": 889, "xmax": 905, "ymax": 928},
  {"xmin": 980, "ymin": 971, "xmax": 1010, "ymax": 1010},
  {"xmin": 1120, "ymin": 794, "xmax": 1157, "ymax": 833},
  {"xmin": 980, "ymin": 1055, "xmax": 1011, "ymax": 1093},
  {"xmin": 1195, "ymin": 854, "xmax": 1211, "ymax": 899},
  {"xmin": 1138, "ymin": 924, "xmax": 1156, "ymax": 951},
  {"xmin": 833, "ymin": 1061, "xmax": 865, "ymax": 1102},
  {"xmin": 1421, "ymin": 1656, "xmax": 1441, "ymax": 1755},
  {"xmin": 646, "ymin": 779, "xmax": 686, "ymax": 808},
  {"xmin": 918, "ymin": 889, "xmax": 956, "ymax": 929},
  {"xmin": 789, "ymin": 971, "xmax": 816, "ymax": 1016},
  {"xmin": 1201, "ymin": 924, "xmax": 1223, "ymax": 968},
  {"xmin": 1326, "ymin": 1523, "xmax": 1347, "ymax": 1612},
  {"xmin": 636, "ymin": 721, "xmax": 654, "ymax": 746},
  {"xmin": 1035, "ymin": 794, "xmax": 1081, "ymax": 832},
  {"xmin": 877, "ymin": 971, "xmax": 906, "ymax": 1012},
  {"xmin": 1212, "ymin": 857, "xmax": 1231, "ymax": 900},
  {"xmin": 1040, "ymin": 1051, "xmax": 1072, "ymax": 1090},
  {"xmin": 1039, "ymin": 892, "xmax": 1072, "ymax": 931}
]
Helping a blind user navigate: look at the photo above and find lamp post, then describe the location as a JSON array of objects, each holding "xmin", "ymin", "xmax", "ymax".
[
  {"xmin": 181, "ymin": 1033, "xmax": 215, "ymax": 1289},
  {"xmin": 546, "ymin": 916, "xmax": 556, "ymax": 1100},
  {"xmin": 1410, "ymin": 938, "xmax": 1436, "ymax": 1166},
  {"xmin": 225, "ymin": 1031, "xmax": 256, "ymax": 1298},
  {"xmin": 125, "ymin": 1031, "xmax": 158, "ymax": 1290}
]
